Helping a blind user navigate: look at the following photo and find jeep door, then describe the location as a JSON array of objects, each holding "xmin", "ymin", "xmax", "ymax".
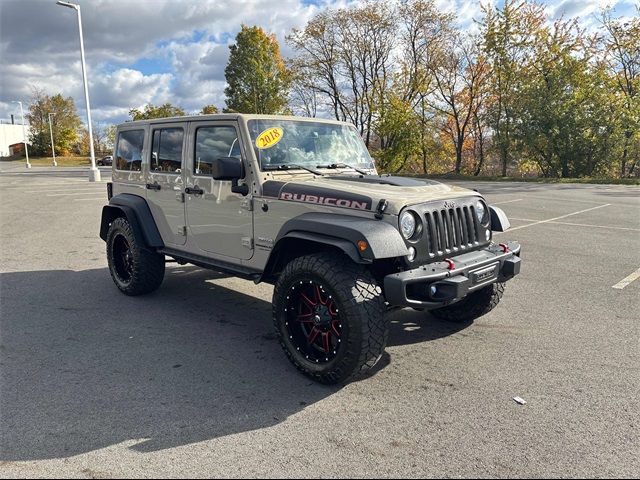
[
  {"xmin": 185, "ymin": 121, "xmax": 253, "ymax": 260},
  {"xmin": 146, "ymin": 123, "xmax": 187, "ymax": 246}
]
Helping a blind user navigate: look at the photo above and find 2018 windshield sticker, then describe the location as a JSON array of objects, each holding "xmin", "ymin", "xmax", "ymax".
[{"xmin": 256, "ymin": 127, "xmax": 283, "ymax": 149}]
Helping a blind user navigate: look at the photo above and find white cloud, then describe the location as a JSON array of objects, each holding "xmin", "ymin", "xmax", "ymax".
[
  {"xmin": 89, "ymin": 69, "xmax": 174, "ymax": 121},
  {"xmin": 0, "ymin": 0, "xmax": 634, "ymax": 125}
]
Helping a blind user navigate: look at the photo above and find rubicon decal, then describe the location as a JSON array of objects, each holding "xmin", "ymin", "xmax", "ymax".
[
  {"xmin": 262, "ymin": 181, "xmax": 373, "ymax": 210},
  {"xmin": 280, "ymin": 192, "xmax": 369, "ymax": 210}
]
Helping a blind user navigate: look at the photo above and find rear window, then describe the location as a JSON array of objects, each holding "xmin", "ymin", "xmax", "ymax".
[
  {"xmin": 115, "ymin": 130, "xmax": 144, "ymax": 171},
  {"xmin": 151, "ymin": 128, "xmax": 184, "ymax": 173}
]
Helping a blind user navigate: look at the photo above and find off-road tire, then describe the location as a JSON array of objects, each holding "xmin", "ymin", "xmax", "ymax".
[
  {"xmin": 273, "ymin": 253, "xmax": 388, "ymax": 384},
  {"xmin": 430, "ymin": 282, "xmax": 505, "ymax": 323},
  {"xmin": 106, "ymin": 216, "xmax": 165, "ymax": 296}
]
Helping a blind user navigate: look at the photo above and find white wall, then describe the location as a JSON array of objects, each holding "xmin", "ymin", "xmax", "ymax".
[{"xmin": 0, "ymin": 124, "xmax": 31, "ymax": 157}]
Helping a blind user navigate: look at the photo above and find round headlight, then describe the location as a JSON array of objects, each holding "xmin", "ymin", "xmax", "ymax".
[
  {"xmin": 400, "ymin": 211, "xmax": 417, "ymax": 239},
  {"xmin": 475, "ymin": 200, "xmax": 488, "ymax": 224}
]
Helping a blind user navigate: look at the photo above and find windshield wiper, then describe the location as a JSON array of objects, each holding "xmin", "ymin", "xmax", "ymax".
[
  {"xmin": 316, "ymin": 163, "xmax": 370, "ymax": 176},
  {"xmin": 263, "ymin": 163, "xmax": 324, "ymax": 176}
]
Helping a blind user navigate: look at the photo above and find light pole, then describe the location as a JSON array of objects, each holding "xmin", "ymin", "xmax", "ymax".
[
  {"xmin": 48, "ymin": 113, "xmax": 57, "ymax": 166},
  {"xmin": 56, "ymin": 0, "xmax": 100, "ymax": 182},
  {"xmin": 12, "ymin": 101, "xmax": 31, "ymax": 169}
]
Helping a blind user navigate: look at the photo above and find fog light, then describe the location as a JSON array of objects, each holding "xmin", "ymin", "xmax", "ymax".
[
  {"xmin": 407, "ymin": 247, "xmax": 416, "ymax": 261},
  {"xmin": 485, "ymin": 229, "xmax": 491, "ymax": 241},
  {"xmin": 429, "ymin": 285, "xmax": 437, "ymax": 297}
]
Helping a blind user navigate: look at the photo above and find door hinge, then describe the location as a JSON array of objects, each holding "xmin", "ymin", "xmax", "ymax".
[
  {"xmin": 241, "ymin": 198, "xmax": 253, "ymax": 211},
  {"xmin": 176, "ymin": 192, "xmax": 185, "ymax": 203},
  {"xmin": 241, "ymin": 237, "xmax": 254, "ymax": 249},
  {"xmin": 177, "ymin": 226, "xmax": 187, "ymax": 236}
]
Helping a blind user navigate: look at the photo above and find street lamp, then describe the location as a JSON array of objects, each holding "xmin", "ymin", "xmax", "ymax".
[
  {"xmin": 48, "ymin": 113, "xmax": 57, "ymax": 166},
  {"xmin": 12, "ymin": 101, "xmax": 31, "ymax": 169},
  {"xmin": 56, "ymin": 0, "xmax": 100, "ymax": 182}
]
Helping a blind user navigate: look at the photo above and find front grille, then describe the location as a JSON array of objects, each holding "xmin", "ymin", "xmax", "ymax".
[
  {"xmin": 409, "ymin": 197, "xmax": 488, "ymax": 262},
  {"xmin": 424, "ymin": 205, "xmax": 479, "ymax": 256}
]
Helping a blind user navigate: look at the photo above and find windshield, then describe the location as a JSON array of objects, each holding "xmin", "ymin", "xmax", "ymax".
[{"xmin": 248, "ymin": 119, "xmax": 375, "ymax": 172}]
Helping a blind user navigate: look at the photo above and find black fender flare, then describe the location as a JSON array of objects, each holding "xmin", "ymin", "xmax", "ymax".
[
  {"xmin": 274, "ymin": 212, "xmax": 408, "ymax": 262},
  {"xmin": 489, "ymin": 205, "xmax": 511, "ymax": 232},
  {"xmin": 99, "ymin": 193, "xmax": 164, "ymax": 248}
]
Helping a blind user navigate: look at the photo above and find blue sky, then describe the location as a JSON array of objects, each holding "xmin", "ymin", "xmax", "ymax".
[{"xmin": 0, "ymin": 0, "xmax": 637, "ymax": 126}]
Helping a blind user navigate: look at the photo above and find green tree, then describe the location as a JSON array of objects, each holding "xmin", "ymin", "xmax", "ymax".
[
  {"xmin": 129, "ymin": 103, "xmax": 186, "ymax": 120},
  {"xmin": 480, "ymin": 0, "xmax": 546, "ymax": 176},
  {"xmin": 515, "ymin": 20, "xmax": 617, "ymax": 177},
  {"xmin": 26, "ymin": 88, "xmax": 82, "ymax": 156},
  {"xmin": 373, "ymin": 95, "xmax": 421, "ymax": 172},
  {"xmin": 200, "ymin": 104, "xmax": 219, "ymax": 115},
  {"xmin": 600, "ymin": 9, "xmax": 640, "ymax": 177},
  {"xmin": 224, "ymin": 25, "xmax": 291, "ymax": 114}
]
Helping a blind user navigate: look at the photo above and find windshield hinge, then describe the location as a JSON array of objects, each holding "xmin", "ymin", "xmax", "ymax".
[
  {"xmin": 241, "ymin": 198, "xmax": 253, "ymax": 211},
  {"xmin": 375, "ymin": 199, "xmax": 388, "ymax": 219},
  {"xmin": 241, "ymin": 237, "xmax": 254, "ymax": 249}
]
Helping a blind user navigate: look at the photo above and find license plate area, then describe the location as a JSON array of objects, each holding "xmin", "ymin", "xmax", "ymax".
[{"xmin": 470, "ymin": 263, "xmax": 499, "ymax": 285}]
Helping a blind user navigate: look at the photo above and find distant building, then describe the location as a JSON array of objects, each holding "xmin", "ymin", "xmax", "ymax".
[{"xmin": 0, "ymin": 124, "xmax": 31, "ymax": 157}]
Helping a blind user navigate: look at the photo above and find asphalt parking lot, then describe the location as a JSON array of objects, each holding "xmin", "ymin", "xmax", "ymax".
[{"xmin": 1, "ymin": 165, "xmax": 638, "ymax": 478}]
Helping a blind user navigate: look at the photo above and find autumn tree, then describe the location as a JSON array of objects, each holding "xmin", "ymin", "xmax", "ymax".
[
  {"xmin": 388, "ymin": 0, "xmax": 454, "ymax": 173},
  {"xmin": 288, "ymin": 1, "xmax": 396, "ymax": 146},
  {"xmin": 224, "ymin": 25, "xmax": 291, "ymax": 114},
  {"xmin": 129, "ymin": 103, "xmax": 186, "ymax": 120},
  {"xmin": 26, "ymin": 88, "xmax": 82, "ymax": 156},
  {"xmin": 427, "ymin": 37, "xmax": 489, "ymax": 174},
  {"xmin": 200, "ymin": 105, "xmax": 219, "ymax": 114}
]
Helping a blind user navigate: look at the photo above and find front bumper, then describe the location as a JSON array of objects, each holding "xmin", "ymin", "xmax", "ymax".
[{"xmin": 384, "ymin": 241, "xmax": 521, "ymax": 309}]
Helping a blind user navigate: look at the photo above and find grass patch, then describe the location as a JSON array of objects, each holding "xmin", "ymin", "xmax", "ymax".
[
  {"xmin": 0, "ymin": 156, "xmax": 93, "ymax": 167},
  {"xmin": 409, "ymin": 173, "xmax": 640, "ymax": 186}
]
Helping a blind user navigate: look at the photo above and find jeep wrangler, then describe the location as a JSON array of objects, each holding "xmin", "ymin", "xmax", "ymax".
[{"xmin": 100, "ymin": 114, "xmax": 521, "ymax": 384}]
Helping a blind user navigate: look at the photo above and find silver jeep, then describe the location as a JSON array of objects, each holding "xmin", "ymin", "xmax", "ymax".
[{"xmin": 100, "ymin": 114, "xmax": 521, "ymax": 384}]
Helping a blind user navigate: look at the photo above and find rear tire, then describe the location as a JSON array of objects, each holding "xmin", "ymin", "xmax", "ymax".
[
  {"xmin": 106, "ymin": 216, "xmax": 165, "ymax": 295},
  {"xmin": 430, "ymin": 282, "xmax": 505, "ymax": 323},
  {"xmin": 273, "ymin": 253, "xmax": 388, "ymax": 384}
]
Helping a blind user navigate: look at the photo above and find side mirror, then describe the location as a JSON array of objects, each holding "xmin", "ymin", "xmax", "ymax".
[
  {"xmin": 212, "ymin": 156, "xmax": 244, "ymax": 180},
  {"xmin": 212, "ymin": 157, "xmax": 249, "ymax": 196}
]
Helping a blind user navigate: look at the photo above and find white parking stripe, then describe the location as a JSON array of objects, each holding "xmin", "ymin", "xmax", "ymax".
[
  {"xmin": 497, "ymin": 204, "xmax": 611, "ymax": 233},
  {"xmin": 46, "ymin": 192, "xmax": 106, "ymax": 197},
  {"xmin": 508, "ymin": 217, "xmax": 640, "ymax": 232},
  {"xmin": 73, "ymin": 197, "xmax": 106, "ymax": 201},
  {"xmin": 24, "ymin": 188, "xmax": 103, "ymax": 194},
  {"xmin": 517, "ymin": 195, "xmax": 632, "ymax": 206},
  {"xmin": 612, "ymin": 268, "xmax": 640, "ymax": 289},
  {"xmin": 491, "ymin": 199, "xmax": 523, "ymax": 205}
]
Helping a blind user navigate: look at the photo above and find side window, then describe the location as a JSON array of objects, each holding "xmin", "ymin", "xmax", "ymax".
[
  {"xmin": 151, "ymin": 128, "xmax": 184, "ymax": 173},
  {"xmin": 194, "ymin": 126, "xmax": 240, "ymax": 176},
  {"xmin": 115, "ymin": 130, "xmax": 144, "ymax": 171}
]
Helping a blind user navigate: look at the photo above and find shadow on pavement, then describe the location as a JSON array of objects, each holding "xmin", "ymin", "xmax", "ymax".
[{"xmin": 0, "ymin": 266, "xmax": 469, "ymax": 460}]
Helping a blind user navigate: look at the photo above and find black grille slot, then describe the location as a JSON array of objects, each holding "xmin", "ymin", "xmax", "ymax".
[{"xmin": 423, "ymin": 202, "xmax": 480, "ymax": 257}]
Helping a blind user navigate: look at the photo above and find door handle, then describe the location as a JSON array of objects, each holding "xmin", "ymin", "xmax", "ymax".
[
  {"xmin": 146, "ymin": 183, "xmax": 161, "ymax": 191},
  {"xmin": 185, "ymin": 186, "xmax": 204, "ymax": 195}
]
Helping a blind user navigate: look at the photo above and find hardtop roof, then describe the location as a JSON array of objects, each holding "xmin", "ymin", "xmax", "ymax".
[{"xmin": 117, "ymin": 114, "xmax": 354, "ymax": 128}]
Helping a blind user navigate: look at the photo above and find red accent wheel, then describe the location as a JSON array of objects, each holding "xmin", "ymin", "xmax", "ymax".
[{"xmin": 285, "ymin": 279, "xmax": 343, "ymax": 364}]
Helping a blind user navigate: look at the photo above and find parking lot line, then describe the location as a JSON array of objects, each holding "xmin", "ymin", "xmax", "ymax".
[
  {"xmin": 24, "ymin": 188, "xmax": 104, "ymax": 194},
  {"xmin": 46, "ymin": 192, "xmax": 108, "ymax": 197},
  {"xmin": 73, "ymin": 197, "xmax": 106, "ymax": 201},
  {"xmin": 612, "ymin": 268, "xmax": 640, "ymax": 289},
  {"xmin": 499, "ymin": 204, "xmax": 611, "ymax": 233},
  {"xmin": 491, "ymin": 199, "xmax": 523, "ymax": 205},
  {"xmin": 508, "ymin": 218, "xmax": 640, "ymax": 232},
  {"xmin": 518, "ymin": 195, "xmax": 633, "ymax": 206}
]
